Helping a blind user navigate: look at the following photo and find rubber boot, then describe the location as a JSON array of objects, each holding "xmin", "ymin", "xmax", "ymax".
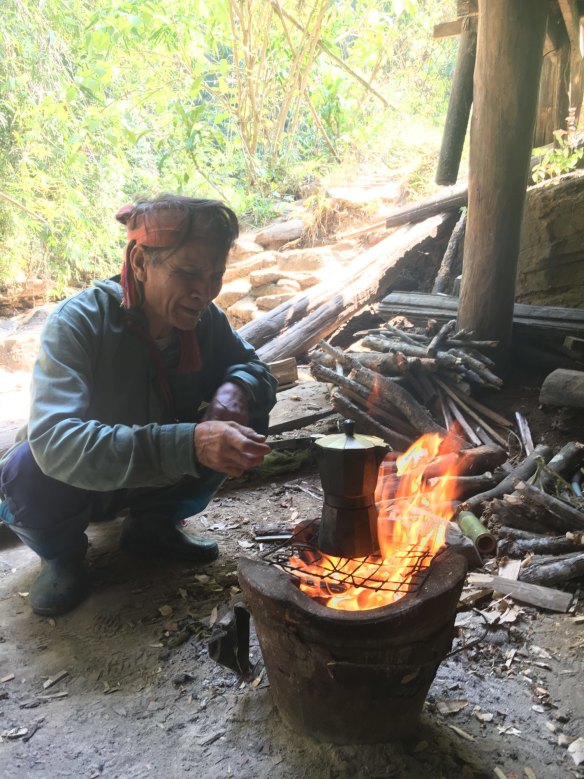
[
  {"xmin": 120, "ymin": 515, "xmax": 219, "ymax": 564},
  {"xmin": 28, "ymin": 535, "xmax": 90, "ymax": 617}
]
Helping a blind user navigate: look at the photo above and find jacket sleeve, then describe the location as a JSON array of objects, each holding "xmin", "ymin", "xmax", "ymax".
[
  {"xmin": 204, "ymin": 306, "xmax": 278, "ymax": 427},
  {"xmin": 27, "ymin": 306, "xmax": 199, "ymax": 491}
]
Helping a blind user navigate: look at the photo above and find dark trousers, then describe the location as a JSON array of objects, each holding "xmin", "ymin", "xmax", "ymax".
[{"xmin": 0, "ymin": 442, "xmax": 225, "ymax": 559}]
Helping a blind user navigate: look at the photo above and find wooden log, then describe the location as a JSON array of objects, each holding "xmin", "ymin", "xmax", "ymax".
[
  {"xmin": 428, "ymin": 473, "xmax": 504, "ymax": 500},
  {"xmin": 485, "ymin": 495, "xmax": 552, "ymax": 534},
  {"xmin": 498, "ymin": 534, "xmax": 584, "ymax": 557},
  {"xmin": 329, "ymin": 389, "xmax": 411, "ymax": 451},
  {"xmin": 268, "ymin": 357, "xmax": 298, "ymax": 390},
  {"xmin": 433, "ymin": 210, "xmax": 467, "ymax": 294},
  {"xmin": 540, "ymin": 369, "xmax": 584, "ymax": 409},
  {"xmin": 535, "ymin": 441, "xmax": 584, "ymax": 492},
  {"xmin": 459, "ymin": 444, "xmax": 508, "ymax": 474},
  {"xmin": 436, "ymin": 16, "xmax": 477, "ymax": 185},
  {"xmin": 311, "ymin": 348, "xmax": 412, "ymax": 376},
  {"xmin": 519, "ymin": 551, "xmax": 584, "ymax": 586},
  {"xmin": 311, "ymin": 347, "xmax": 444, "ymax": 435},
  {"xmin": 513, "ymin": 481, "xmax": 584, "ymax": 531},
  {"xmin": 384, "ymin": 186, "xmax": 468, "ymax": 229},
  {"xmin": 457, "ymin": 0, "xmax": 548, "ymax": 362},
  {"xmin": 459, "ymin": 445, "xmax": 553, "ymax": 513},
  {"xmin": 240, "ymin": 215, "xmax": 450, "ymax": 360}
]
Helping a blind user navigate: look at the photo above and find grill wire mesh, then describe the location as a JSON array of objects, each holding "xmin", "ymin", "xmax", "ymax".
[{"xmin": 261, "ymin": 520, "xmax": 433, "ymax": 596}]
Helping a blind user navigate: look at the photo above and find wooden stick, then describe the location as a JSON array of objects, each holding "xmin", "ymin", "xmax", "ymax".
[
  {"xmin": 440, "ymin": 379, "xmax": 513, "ymax": 426},
  {"xmin": 498, "ymin": 534, "xmax": 584, "ymax": 557},
  {"xmin": 514, "ymin": 411, "xmax": 535, "ymax": 455},
  {"xmin": 428, "ymin": 320, "xmax": 457, "ymax": 356},
  {"xmin": 329, "ymin": 389, "xmax": 411, "ymax": 451},
  {"xmin": 445, "ymin": 396, "xmax": 482, "ymax": 445},
  {"xmin": 338, "ymin": 385, "xmax": 417, "ymax": 437},
  {"xmin": 434, "ymin": 377, "xmax": 509, "ymax": 447},
  {"xmin": 315, "ymin": 343, "xmax": 445, "ymax": 435},
  {"xmin": 535, "ymin": 442, "xmax": 584, "ymax": 493}
]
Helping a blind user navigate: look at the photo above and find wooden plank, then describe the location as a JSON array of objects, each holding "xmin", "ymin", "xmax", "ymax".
[
  {"xmin": 434, "ymin": 19, "xmax": 463, "ymax": 38},
  {"xmin": 268, "ymin": 381, "xmax": 333, "ymax": 434},
  {"xmin": 467, "ymin": 573, "xmax": 573, "ymax": 612},
  {"xmin": 379, "ymin": 292, "xmax": 584, "ymax": 322}
]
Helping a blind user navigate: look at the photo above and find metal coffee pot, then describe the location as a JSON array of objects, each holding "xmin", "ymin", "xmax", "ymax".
[{"xmin": 315, "ymin": 419, "xmax": 390, "ymax": 558}]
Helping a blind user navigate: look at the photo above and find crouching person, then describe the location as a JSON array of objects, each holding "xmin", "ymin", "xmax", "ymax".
[{"xmin": 0, "ymin": 195, "xmax": 277, "ymax": 617}]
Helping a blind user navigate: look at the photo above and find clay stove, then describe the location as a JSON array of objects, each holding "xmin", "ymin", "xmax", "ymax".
[{"xmin": 237, "ymin": 424, "xmax": 468, "ymax": 744}]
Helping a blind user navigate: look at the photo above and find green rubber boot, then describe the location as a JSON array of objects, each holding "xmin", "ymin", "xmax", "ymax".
[
  {"xmin": 120, "ymin": 516, "xmax": 219, "ymax": 564},
  {"xmin": 29, "ymin": 537, "xmax": 89, "ymax": 617}
]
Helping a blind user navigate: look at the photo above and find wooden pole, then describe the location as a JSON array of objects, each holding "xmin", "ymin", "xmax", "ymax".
[
  {"xmin": 435, "ymin": 16, "xmax": 477, "ymax": 185},
  {"xmin": 457, "ymin": 0, "xmax": 548, "ymax": 365}
]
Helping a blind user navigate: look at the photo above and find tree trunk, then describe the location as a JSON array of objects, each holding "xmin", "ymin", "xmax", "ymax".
[{"xmin": 457, "ymin": 0, "xmax": 548, "ymax": 365}]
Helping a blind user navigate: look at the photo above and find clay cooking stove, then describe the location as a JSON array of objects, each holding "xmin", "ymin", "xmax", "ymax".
[{"xmin": 237, "ymin": 421, "xmax": 468, "ymax": 743}]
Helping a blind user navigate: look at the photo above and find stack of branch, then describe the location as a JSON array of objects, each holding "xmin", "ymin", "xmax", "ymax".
[
  {"xmin": 310, "ymin": 319, "xmax": 511, "ymax": 451},
  {"xmin": 464, "ymin": 442, "xmax": 584, "ymax": 589}
]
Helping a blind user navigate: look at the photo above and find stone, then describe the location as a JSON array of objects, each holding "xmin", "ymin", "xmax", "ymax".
[
  {"xmin": 276, "ymin": 246, "xmax": 334, "ymax": 272},
  {"xmin": 229, "ymin": 236, "xmax": 265, "ymax": 260},
  {"xmin": 249, "ymin": 269, "xmax": 289, "ymax": 288},
  {"xmin": 277, "ymin": 278, "xmax": 301, "ymax": 292},
  {"xmin": 226, "ymin": 297, "xmax": 258, "ymax": 328},
  {"xmin": 255, "ymin": 292, "xmax": 297, "ymax": 311},
  {"xmin": 254, "ymin": 219, "xmax": 305, "ymax": 249},
  {"xmin": 224, "ymin": 251, "xmax": 281, "ymax": 283},
  {"xmin": 215, "ymin": 279, "xmax": 251, "ymax": 309}
]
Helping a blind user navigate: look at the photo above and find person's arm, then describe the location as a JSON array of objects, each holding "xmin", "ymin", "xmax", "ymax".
[
  {"xmin": 201, "ymin": 306, "xmax": 277, "ymax": 431},
  {"xmin": 28, "ymin": 305, "xmax": 198, "ymax": 491}
]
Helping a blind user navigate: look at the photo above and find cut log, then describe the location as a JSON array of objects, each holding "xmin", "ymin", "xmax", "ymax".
[
  {"xmin": 459, "ymin": 445, "xmax": 553, "ymax": 513},
  {"xmin": 239, "ymin": 215, "xmax": 451, "ymax": 357},
  {"xmin": 513, "ymin": 481, "xmax": 584, "ymax": 532},
  {"xmin": 539, "ymin": 369, "xmax": 584, "ymax": 408},
  {"xmin": 458, "ymin": 444, "xmax": 508, "ymax": 475},
  {"xmin": 311, "ymin": 349, "xmax": 412, "ymax": 376},
  {"xmin": 535, "ymin": 441, "xmax": 584, "ymax": 492},
  {"xmin": 498, "ymin": 534, "xmax": 584, "ymax": 557},
  {"xmin": 519, "ymin": 551, "xmax": 584, "ymax": 587}
]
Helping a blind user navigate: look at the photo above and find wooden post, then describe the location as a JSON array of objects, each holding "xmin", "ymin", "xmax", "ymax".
[
  {"xmin": 435, "ymin": 16, "xmax": 477, "ymax": 185},
  {"xmin": 457, "ymin": 0, "xmax": 548, "ymax": 365},
  {"xmin": 534, "ymin": 6, "xmax": 570, "ymax": 146}
]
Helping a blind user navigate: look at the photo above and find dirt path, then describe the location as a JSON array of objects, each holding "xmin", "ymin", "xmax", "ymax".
[{"xmin": 1, "ymin": 470, "xmax": 583, "ymax": 779}]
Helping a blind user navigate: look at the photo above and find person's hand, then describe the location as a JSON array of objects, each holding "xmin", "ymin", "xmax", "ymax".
[
  {"xmin": 203, "ymin": 381, "xmax": 249, "ymax": 425},
  {"xmin": 194, "ymin": 420, "xmax": 271, "ymax": 477}
]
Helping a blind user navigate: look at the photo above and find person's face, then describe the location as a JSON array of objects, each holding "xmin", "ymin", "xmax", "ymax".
[{"xmin": 130, "ymin": 240, "xmax": 225, "ymax": 338}]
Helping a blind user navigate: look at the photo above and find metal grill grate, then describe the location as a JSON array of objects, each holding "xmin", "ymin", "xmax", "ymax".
[{"xmin": 261, "ymin": 520, "xmax": 433, "ymax": 596}]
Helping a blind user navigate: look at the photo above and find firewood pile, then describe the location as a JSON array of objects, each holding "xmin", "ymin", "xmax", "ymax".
[
  {"xmin": 475, "ymin": 442, "xmax": 584, "ymax": 591},
  {"xmin": 310, "ymin": 317, "xmax": 509, "ymax": 451},
  {"xmin": 309, "ymin": 320, "xmax": 584, "ymax": 606}
]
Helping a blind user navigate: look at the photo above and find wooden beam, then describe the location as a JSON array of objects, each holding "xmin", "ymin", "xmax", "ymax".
[
  {"xmin": 458, "ymin": 0, "xmax": 548, "ymax": 364},
  {"xmin": 434, "ymin": 19, "xmax": 463, "ymax": 39},
  {"xmin": 558, "ymin": 0, "xmax": 582, "ymax": 52}
]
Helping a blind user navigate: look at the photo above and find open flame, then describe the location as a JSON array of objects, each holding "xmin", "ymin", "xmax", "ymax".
[{"xmin": 290, "ymin": 432, "xmax": 461, "ymax": 611}]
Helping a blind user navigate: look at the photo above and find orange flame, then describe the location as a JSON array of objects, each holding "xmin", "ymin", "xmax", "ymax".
[{"xmin": 291, "ymin": 432, "xmax": 460, "ymax": 611}]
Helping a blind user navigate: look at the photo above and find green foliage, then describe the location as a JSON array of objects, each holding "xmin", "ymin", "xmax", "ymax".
[
  {"xmin": 0, "ymin": 0, "xmax": 457, "ymax": 292},
  {"xmin": 531, "ymin": 130, "xmax": 584, "ymax": 183}
]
